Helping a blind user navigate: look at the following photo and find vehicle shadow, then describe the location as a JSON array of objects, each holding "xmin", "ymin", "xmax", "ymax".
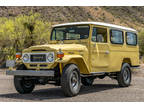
[
  {"xmin": 0, "ymin": 83, "xmax": 120, "ymax": 101},
  {"xmin": 79, "ymin": 83, "xmax": 119, "ymax": 95}
]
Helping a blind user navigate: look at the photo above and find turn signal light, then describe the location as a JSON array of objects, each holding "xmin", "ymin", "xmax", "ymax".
[
  {"xmin": 57, "ymin": 49, "xmax": 64, "ymax": 59},
  {"xmin": 16, "ymin": 53, "xmax": 21, "ymax": 58},
  {"xmin": 57, "ymin": 53, "xmax": 64, "ymax": 59}
]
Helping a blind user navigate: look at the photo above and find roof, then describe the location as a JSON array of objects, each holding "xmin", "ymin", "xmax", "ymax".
[{"xmin": 53, "ymin": 22, "xmax": 137, "ymax": 32}]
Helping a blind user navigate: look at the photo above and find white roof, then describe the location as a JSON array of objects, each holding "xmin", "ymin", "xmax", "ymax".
[{"xmin": 53, "ymin": 22, "xmax": 137, "ymax": 32}]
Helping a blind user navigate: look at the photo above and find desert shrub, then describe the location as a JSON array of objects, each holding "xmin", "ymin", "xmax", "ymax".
[{"xmin": 0, "ymin": 13, "xmax": 52, "ymax": 66}]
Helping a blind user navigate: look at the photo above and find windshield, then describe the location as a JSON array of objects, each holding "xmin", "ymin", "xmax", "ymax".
[{"xmin": 51, "ymin": 25, "xmax": 90, "ymax": 40}]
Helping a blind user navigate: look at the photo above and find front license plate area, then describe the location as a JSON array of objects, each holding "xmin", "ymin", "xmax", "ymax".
[{"xmin": 6, "ymin": 60, "xmax": 15, "ymax": 67}]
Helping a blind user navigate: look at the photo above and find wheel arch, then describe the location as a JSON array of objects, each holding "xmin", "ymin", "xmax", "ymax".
[
  {"xmin": 122, "ymin": 58, "xmax": 132, "ymax": 66},
  {"xmin": 68, "ymin": 58, "xmax": 90, "ymax": 74},
  {"xmin": 56, "ymin": 55, "xmax": 90, "ymax": 74}
]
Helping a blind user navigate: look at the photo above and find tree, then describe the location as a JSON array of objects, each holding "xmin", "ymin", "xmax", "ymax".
[{"xmin": 0, "ymin": 13, "xmax": 52, "ymax": 66}]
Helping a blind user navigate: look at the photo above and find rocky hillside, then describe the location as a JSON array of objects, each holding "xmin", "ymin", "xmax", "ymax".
[{"xmin": 0, "ymin": 6, "xmax": 144, "ymax": 31}]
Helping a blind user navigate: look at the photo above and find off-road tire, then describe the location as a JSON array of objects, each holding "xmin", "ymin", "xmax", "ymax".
[
  {"xmin": 117, "ymin": 63, "xmax": 131, "ymax": 87},
  {"xmin": 14, "ymin": 64, "xmax": 35, "ymax": 94},
  {"xmin": 61, "ymin": 64, "xmax": 81, "ymax": 97},
  {"xmin": 81, "ymin": 77, "xmax": 94, "ymax": 86}
]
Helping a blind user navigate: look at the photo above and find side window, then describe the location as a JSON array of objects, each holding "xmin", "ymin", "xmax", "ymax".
[
  {"xmin": 91, "ymin": 27, "xmax": 107, "ymax": 43},
  {"xmin": 126, "ymin": 32, "xmax": 137, "ymax": 46},
  {"xmin": 110, "ymin": 30, "xmax": 123, "ymax": 44}
]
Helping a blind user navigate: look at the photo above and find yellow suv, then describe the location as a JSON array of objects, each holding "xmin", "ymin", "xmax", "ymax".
[{"xmin": 6, "ymin": 22, "xmax": 139, "ymax": 97}]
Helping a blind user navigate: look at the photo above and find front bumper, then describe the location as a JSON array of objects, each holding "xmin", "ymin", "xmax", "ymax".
[{"xmin": 6, "ymin": 70, "xmax": 55, "ymax": 77}]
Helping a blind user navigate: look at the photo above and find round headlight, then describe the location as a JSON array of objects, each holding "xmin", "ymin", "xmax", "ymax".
[
  {"xmin": 47, "ymin": 53, "xmax": 54, "ymax": 62},
  {"xmin": 23, "ymin": 54, "xmax": 29, "ymax": 62}
]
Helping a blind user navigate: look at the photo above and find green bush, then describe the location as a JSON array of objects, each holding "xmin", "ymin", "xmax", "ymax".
[{"xmin": 0, "ymin": 13, "xmax": 52, "ymax": 66}]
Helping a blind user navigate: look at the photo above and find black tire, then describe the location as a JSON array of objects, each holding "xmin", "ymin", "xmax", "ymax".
[
  {"xmin": 14, "ymin": 64, "xmax": 35, "ymax": 94},
  {"xmin": 117, "ymin": 63, "xmax": 131, "ymax": 87},
  {"xmin": 81, "ymin": 77, "xmax": 94, "ymax": 86},
  {"xmin": 61, "ymin": 64, "xmax": 81, "ymax": 97}
]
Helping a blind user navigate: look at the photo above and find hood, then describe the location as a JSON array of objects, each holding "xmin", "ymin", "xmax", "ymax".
[{"xmin": 23, "ymin": 44, "xmax": 87, "ymax": 53}]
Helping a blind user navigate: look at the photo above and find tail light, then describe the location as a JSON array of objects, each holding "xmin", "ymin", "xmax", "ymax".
[{"xmin": 16, "ymin": 53, "xmax": 21, "ymax": 59}]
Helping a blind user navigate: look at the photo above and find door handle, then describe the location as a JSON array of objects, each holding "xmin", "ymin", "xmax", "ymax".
[{"xmin": 105, "ymin": 50, "xmax": 109, "ymax": 54}]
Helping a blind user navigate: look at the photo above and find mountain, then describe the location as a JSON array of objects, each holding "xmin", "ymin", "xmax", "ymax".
[{"xmin": 0, "ymin": 6, "xmax": 144, "ymax": 31}]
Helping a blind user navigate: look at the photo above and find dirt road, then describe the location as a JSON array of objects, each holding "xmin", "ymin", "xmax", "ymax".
[{"xmin": 0, "ymin": 69, "xmax": 144, "ymax": 102}]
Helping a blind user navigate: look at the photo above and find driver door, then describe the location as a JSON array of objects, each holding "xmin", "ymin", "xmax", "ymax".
[{"xmin": 90, "ymin": 26, "xmax": 110, "ymax": 73}]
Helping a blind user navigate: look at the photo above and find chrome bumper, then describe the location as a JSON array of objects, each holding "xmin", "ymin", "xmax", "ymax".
[{"xmin": 6, "ymin": 70, "xmax": 55, "ymax": 77}]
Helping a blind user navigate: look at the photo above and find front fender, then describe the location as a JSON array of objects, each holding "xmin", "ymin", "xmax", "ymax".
[
  {"xmin": 55, "ymin": 55, "xmax": 83, "ymax": 63},
  {"xmin": 55, "ymin": 55, "xmax": 90, "ymax": 74}
]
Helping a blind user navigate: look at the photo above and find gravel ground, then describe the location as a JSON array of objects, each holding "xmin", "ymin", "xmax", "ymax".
[{"xmin": 0, "ymin": 68, "xmax": 144, "ymax": 102}]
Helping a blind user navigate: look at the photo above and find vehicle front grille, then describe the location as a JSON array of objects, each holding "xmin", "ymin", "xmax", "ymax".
[{"xmin": 30, "ymin": 54, "xmax": 46, "ymax": 62}]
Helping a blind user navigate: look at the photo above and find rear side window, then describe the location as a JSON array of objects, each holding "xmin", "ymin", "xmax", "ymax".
[
  {"xmin": 126, "ymin": 32, "xmax": 137, "ymax": 46},
  {"xmin": 110, "ymin": 30, "xmax": 124, "ymax": 44}
]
